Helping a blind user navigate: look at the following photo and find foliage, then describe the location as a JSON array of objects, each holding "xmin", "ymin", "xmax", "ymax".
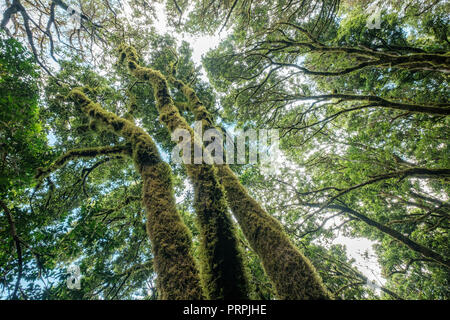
[
  {"xmin": 0, "ymin": 34, "xmax": 49, "ymax": 197},
  {"xmin": 0, "ymin": 0, "xmax": 448, "ymax": 300}
]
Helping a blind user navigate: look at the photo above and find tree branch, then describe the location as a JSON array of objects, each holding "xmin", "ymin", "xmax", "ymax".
[
  {"xmin": 35, "ymin": 145, "xmax": 132, "ymax": 181},
  {"xmin": 0, "ymin": 200, "xmax": 23, "ymax": 299}
]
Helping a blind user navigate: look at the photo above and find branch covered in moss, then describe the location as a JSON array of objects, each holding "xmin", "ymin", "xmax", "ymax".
[
  {"xmin": 168, "ymin": 74, "xmax": 216, "ymax": 128},
  {"xmin": 35, "ymin": 145, "xmax": 132, "ymax": 181}
]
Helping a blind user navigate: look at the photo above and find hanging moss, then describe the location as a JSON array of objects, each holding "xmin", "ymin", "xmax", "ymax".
[
  {"xmin": 167, "ymin": 76, "xmax": 333, "ymax": 300},
  {"xmin": 119, "ymin": 45, "xmax": 250, "ymax": 300},
  {"xmin": 68, "ymin": 89, "xmax": 204, "ymax": 300}
]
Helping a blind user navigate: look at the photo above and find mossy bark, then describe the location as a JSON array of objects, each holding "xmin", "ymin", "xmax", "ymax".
[
  {"xmin": 119, "ymin": 45, "xmax": 250, "ymax": 299},
  {"xmin": 68, "ymin": 89, "xmax": 204, "ymax": 300},
  {"xmin": 169, "ymin": 77, "xmax": 332, "ymax": 300},
  {"xmin": 216, "ymin": 165, "xmax": 332, "ymax": 299},
  {"xmin": 35, "ymin": 145, "xmax": 132, "ymax": 181}
]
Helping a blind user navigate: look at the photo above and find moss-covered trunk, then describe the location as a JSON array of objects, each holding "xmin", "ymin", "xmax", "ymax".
[
  {"xmin": 119, "ymin": 45, "xmax": 250, "ymax": 299},
  {"xmin": 216, "ymin": 165, "xmax": 331, "ymax": 299},
  {"xmin": 69, "ymin": 89, "xmax": 204, "ymax": 299},
  {"xmin": 169, "ymin": 77, "xmax": 332, "ymax": 300}
]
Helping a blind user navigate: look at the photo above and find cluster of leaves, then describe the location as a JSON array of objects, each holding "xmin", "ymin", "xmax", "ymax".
[{"xmin": 0, "ymin": 34, "xmax": 50, "ymax": 198}]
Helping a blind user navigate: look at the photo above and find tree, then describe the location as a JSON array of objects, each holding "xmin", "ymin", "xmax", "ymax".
[
  {"xmin": 1, "ymin": 0, "xmax": 448, "ymax": 300},
  {"xmin": 202, "ymin": 0, "xmax": 449, "ymax": 299},
  {"xmin": 0, "ymin": 34, "xmax": 54, "ymax": 299}
]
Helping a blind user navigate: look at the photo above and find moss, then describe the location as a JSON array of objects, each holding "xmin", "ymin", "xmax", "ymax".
[
  {"xmin": 142, "ymin": 162, "xmax": 205, "ymax": 299},
  {"xmin": 167, "ymin": 75, "xmax": 333, "ymax": 300},
  {"xmin": 168, "ymin": 75, "xmax": 215, "ymax": 131},
  {"xmin": 88, "ymin": 119, "xmax": 98, "ymax": 131},
  {"xmin": 120, "ymin": 45, "xmax": 250, "ymax": 300},
  {"xmin": 174, "ymin": 101, "xmax": 189, "ymax": 112},
  {"xmin": 188, "ymin": 163, "xmax": 249, "ymax": 299},
  {"xmin": 68, "ymin": 89, "xmax": 204, "ymax": 300},
  {"xmin": 216, "ymin": 165, "xmax": 332, "ymax": 300},
  {"xmin": 35, "ymin": 145, "xmax": 132, "ymax": 181}
]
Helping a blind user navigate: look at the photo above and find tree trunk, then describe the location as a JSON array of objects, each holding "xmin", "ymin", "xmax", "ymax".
[
  {"xmin": 168, "ymin": 73, "xmax": 332, "ymax": 299},
  {"xmin": 69, "ymin": 89, "xmax": 204, "ymax": 299},
  {"xmin": 119, "ymin": 45, "xmax": 250, "ymax": 299}
]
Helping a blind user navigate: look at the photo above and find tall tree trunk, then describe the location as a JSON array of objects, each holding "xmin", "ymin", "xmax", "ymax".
[
  {"xmin": 119, "ymin": 45, "xmax": 250, "ymax": 299},
  {"xmin": 68, "ymin": 89, "xmax": 204, "ymax": 299},
  {"xmin": 168, "ymin": 74, "xmax": 332, "ymax": 300}
]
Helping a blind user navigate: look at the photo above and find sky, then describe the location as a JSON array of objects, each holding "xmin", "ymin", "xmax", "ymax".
[{"xmin": 120, "ymin": 1, "xmax": 228, "ymax": 66}]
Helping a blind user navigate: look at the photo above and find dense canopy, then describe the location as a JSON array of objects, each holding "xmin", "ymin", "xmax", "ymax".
[{"xmin": 0, "ymin": 0, "xmax": 448, "ymax": 300}]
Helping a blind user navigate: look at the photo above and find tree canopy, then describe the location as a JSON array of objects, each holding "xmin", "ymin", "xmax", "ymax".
[{"xmin": 0, "ymin": 0, "xmax": 448, "ymax": 300}]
